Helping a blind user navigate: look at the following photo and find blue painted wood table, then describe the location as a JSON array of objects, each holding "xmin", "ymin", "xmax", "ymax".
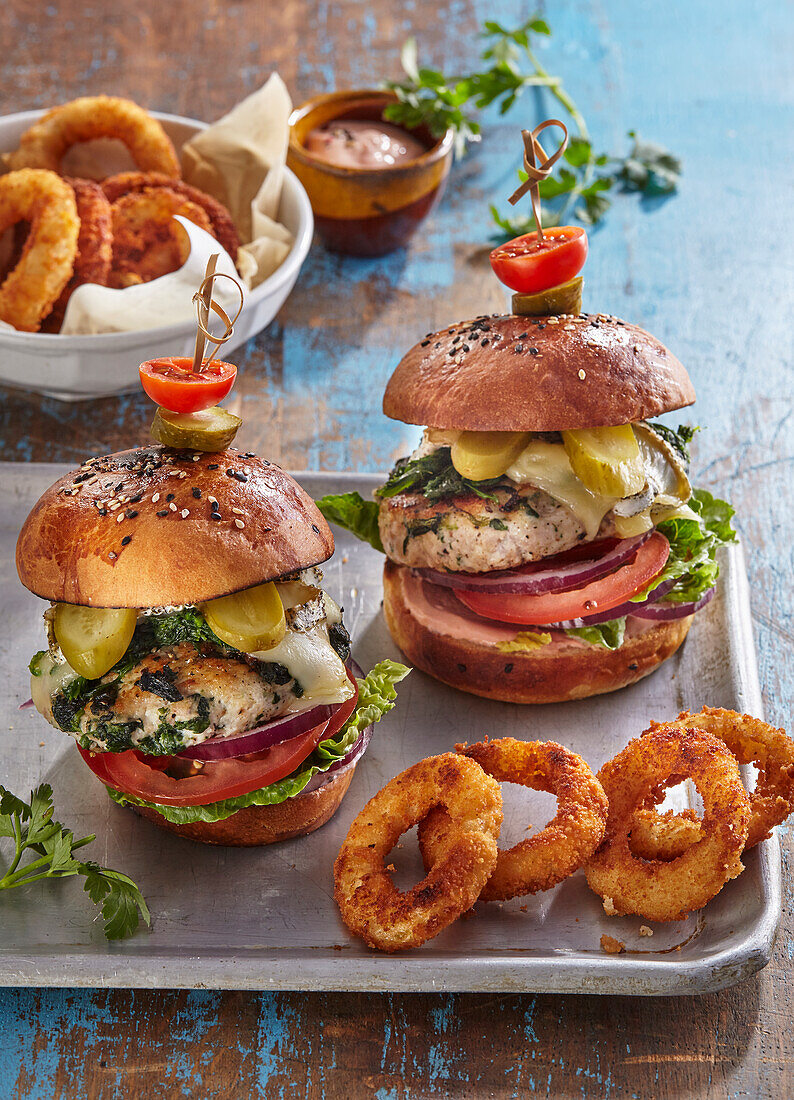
[{"xmin": 1, "ymin": 0, "xmax": 792, "ymax": 1096}]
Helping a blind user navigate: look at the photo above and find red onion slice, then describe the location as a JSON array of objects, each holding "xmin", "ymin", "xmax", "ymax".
[
  {"xmin": 413, "ymin": 534, "xmax": 651, "ymax": 596},
  {"xmin": 19, "ymin": 699, "xmax": 35, "ymax": 710},
  {"xmin": 630, "ymin": 587, "xmax": 716, "ymax": 620},
  {"xmin": 302, "ymin": 721, "xmax": 373, "ymax": 795}
]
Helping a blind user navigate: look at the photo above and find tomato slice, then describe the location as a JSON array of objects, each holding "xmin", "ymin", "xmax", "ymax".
[
  {"xmin": 78, "ymin": 672, "xmax": 360, "ymax": 807},
  {"xmin": 489, "ymin": 226, "xmax": 588, "ymax": 294},
  {"xmin": 456, "ymin": 532, "xmax": 670, "ymax": 625},
  {"xmin": 139, "ymin": 357, "xmax": 237, "ymax": 414}
]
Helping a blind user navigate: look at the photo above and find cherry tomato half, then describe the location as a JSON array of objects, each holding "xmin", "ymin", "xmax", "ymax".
[
  {"xmin": 456, "ymin": 532, "xmax": 670, "ymax": 625},
  {"xmin": 489, "ymin": 226, "xmax": 588, "ymax": 294},
  {"xmin": 139, "ymin": 357, "xmax": 237, "ymax": 414}
]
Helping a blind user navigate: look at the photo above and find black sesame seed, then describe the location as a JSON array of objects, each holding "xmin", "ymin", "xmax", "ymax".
[
  {"xmin": 504, "ymin": 663, "xmax": 514, "ymax": 674},
  {"xmin": 129, "ymin": 494, "xmax": 143, "ymax": 504},
  {"xmin": 519, "ymin": 332, "xmax": 528, "ymax": 339},
  {"xmin": 125, "ymin": 509, "xmax": 138, "ymax": 519},
  {"xmin": 461, "ymin": 344, "xmax": 470, "ymax": 353},
  {"xmin": 97, "ymin": 508, "xmax": 107, "ymax": 517},
  {"xmin": 457, "ymin": 663, "xmax": 467, "ymax": 673},
  {"xmin": 192, "ymin": 488, "xmax": 202, "ymax": 499},
  {"xmin": 232, "ymin": 472, "xmax": 248, "ymax": 482},
  {"xmin": 420, "ymin": 340, "xmax": 430, "ymax": 347},
  {"xmin": 226, "ymin": 468, "xmax": 235, "ymax": 476},
  {"xmin": 481, "ymin": 338, "xmax": 489, "ymax": 346},
  {"xmin": 529, "ymin": 347, "xmax": 539, "ymax": 355},
  {"xmin": 166, "ymin": 493, "xmax": 175, "ymax": 502},
  {"xmin": 208, "ymin": 463, "xmax": 219, "ymax": 470},
  {"xmin": 311, "ymin": 524, "xmax": 320, "ymax": 534},
  {"xmin": 244, "ymin": 452, "xmax": 255, "ymax": 458},
  {"xmin": 210, "ymin": 512, "xmax": 222, "ymax": 521},
  {"xmin": 514, "ymin": 344, "xmax": 524, "ymax": 354},
  {"xmin": 121, "ymin": 536, "xmax": 132, "ymax": 546},
  {"xmin": 157, "ymin": 510, "xmax": 168, "ymax": 517}
]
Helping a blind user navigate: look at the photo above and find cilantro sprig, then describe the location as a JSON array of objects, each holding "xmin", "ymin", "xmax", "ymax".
[
  {"xmin": 382, "ymin": 16, "xmax": 681, "ymax": 231},
  {"xmin": 0, "ymin": 783, "xmax": 149, "ymax": 940}
]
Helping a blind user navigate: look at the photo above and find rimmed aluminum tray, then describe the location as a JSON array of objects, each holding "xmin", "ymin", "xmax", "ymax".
[{"xmin": 0, "ymin": 468, "xmax": 780, "ymax": 994}]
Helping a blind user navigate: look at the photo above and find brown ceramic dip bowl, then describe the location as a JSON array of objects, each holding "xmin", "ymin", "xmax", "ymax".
[{"xmin": 288, "ymin": 90, "xmax": 454, "ymax": 257}]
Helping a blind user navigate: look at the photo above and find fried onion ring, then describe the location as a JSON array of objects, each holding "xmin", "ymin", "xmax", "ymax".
[
  {"xmin": 585, "ymin": 723, "xmax": 750, "ymax": 921},
  {"xmin": 419, "ymin": 738, "xmax": 608, "ymax": 901},
  {"xmin": 40, "ymin": 177, "xmax": 113, "ymax": 331},
  {"xmin": 0, "ymin": 169, "xmax": 78, "ymax": 331},
  {"xmin": 632, "ymin": 707, "xmax": 794, "ymax": 859},
  {"xmin": 7, "ymin": 96, "xmax": 180, "ymax": 178},
  {"xmin": 109, "ymin": 188, "xmax": 214, "ymax": 288},
  {"xmin": 102, "ymin": 172, "xmax": 240, "ymax": 260},
  {"xmin": 334, "ymin": 753, "xmax": 502, "ymax": 951}
]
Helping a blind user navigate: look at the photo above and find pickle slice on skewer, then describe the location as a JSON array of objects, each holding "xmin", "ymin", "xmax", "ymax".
[
  {"xmin": 562, "ymin": 425, "xmax": 646, "ymax": 498},
  {"xmin": 512, "ymin": 276, "xmax": 583, "ymax": 317},
  {"xmin": 54, "ymin": 604, "xmax": 137, "ymax": 680},
  {"xmin": 151, "ymin": 406, "xmax": 242, "ymax": 452},
  {"xmin": 451, "ymin": 430, "xmax": 532, "ymax": 481}
]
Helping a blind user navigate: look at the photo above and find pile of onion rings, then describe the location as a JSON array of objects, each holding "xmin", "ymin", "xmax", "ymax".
[
  {"xmin": 419, "ymin": 737, "xmax": 608, "ymax": 901},
  {"xmin": 2, "ymin": 96, "xmax": 241, "ymax": 331},
  {"xmin": 334, "ymin": 752, "xmax": 502, "ymax": 952}
]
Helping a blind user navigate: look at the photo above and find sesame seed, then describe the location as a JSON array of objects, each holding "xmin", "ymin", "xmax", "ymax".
[
  {"xmin": 208, "ymin": 464, "xmax": 219, "ymax": 470},
  {"xmin": 420, "ymin": 340, "xmax": 430, "ymax": 347},
  {"xmin": 563, "ymin": 324, "xmax": 576, "ymax": 331},
  {"xmin": 232, "ymin": 472, "xmax": 248, "ymax": 483},
  {"xmin": 208, "ymin": 496, "xmax": 217, "ymax": 505},
  {"xmin": 234, "ymin": 518, "xmax": 245, "ymax": 529},
  {"xmin": 169, "ymin": 503, "xmax": 177, "ymax": 512},
  {"xmin": 578, "ymin": 369, "xmax": 586, "ymax": 380},
  {"xmin": 157, "ymin": 510, "xmax": 168, "ymax": 517},
  {"xmin": 108, "ymin": 551, "xmax": 117, "ymax": 560},
  {"xmin": 232, "ymin": 507, "xmax": 244, "ymax": 515},
  {"xmin": 116, "ymin": 513, "xmax": 124, "ymax": 524},
  {"xmin": 125, "ymin": 509, "xmax": 138, "ymax": 519},
  {"xmin": 121, "ymin": 535, "xmax": 132, "ymax": 546},
  {"xmin": 181, "ymin": 509, "xmax": 189, "ymax": 519},
  {"xmin": 192, "ymin": 455, "xmax": 201, "ymax": 462},
  {"xmin": 166, "ymin": 493, "xmax": 175, "ymax": 502},
  {"xmin": 547, "ymin": 317, "xmax": 559, "ymax": 325},
  {"xmin": 192, "ymin": 488, "xmax": 202, "ymax": 499},
  {"xmin": 108, "ymin": 501, "xmax": 121, "ymax": 511},
  {"xmin": 210, "ymin": 512, "xmax": 222, "ymax": 521},
  {"xmin": 151, "ymin": 493, "xmax": 160, "ymax": 503}
]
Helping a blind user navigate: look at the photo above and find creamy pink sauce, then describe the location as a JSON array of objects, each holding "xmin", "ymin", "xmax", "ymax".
[
  {"xmin": 304, "ymin": 119, "xmax": 426, "ymax": 169},
  {"xmin": 400, "ymin": 571, "xmax": 658, "ymax": 652}
]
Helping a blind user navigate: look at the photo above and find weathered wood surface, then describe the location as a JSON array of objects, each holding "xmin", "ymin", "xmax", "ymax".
[{"xmin": 1, "ymin": 0, "xmax": 792, "ymax": 1096}]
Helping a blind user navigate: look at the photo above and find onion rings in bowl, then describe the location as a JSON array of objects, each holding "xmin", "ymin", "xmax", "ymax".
[
  {"xmin": 7, "ymin": 96, "xmax": 180, "ymax": 178},
  {"xmin": 102, "ymin": 172, "xmax": 240, "ymax": 260},
  {"xmin": 419, "ymin": 738, "xmax": 608, "ymax": 901},
  {"xmin": 633, "ymin": 707, "xmax": 794, "ymax": 857},
  {"xmin": 41, "ymin": 177, "xmax": 112, "ymax": 331},
  {"xmin": 0, "ymin": 169, "xmax": 78, "ymax": 331},
  {"xmin": 585, "ymin": 723, "xmax": 750, "ymax": 921},
  {"xmin": 333, "ymin": 753, "xmax": 502, "ymax": 952}
]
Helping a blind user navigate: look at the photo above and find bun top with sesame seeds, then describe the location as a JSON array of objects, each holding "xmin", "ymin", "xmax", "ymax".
[
  {"xmin": 382, "ymin": 313, "xmax": 695, "ymax": 431},
  {"xmin": 16, "ymin": 446, "xmax": 334, "ymax": 607}
]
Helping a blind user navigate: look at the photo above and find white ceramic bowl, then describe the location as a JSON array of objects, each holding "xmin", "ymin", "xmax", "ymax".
[{"xmin": 0, "ymin": 110, "xmax": 313, "ymax": 401}]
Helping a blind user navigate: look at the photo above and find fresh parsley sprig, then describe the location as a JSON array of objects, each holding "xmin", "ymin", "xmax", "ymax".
[
  {"xmin": 0, "ymin": 783, "xmax": 150, "ymax": 940},
  {"xmin": 382, "ymin": 16, "xmax": 681, "ymax": 231}
]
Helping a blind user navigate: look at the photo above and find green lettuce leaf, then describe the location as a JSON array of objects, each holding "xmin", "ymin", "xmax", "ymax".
[
  {"xmin": 106, "ymin": 660, "xmax": 410, "ymax": 824},
  {"xmin": 632, "ymin": 488, "xmax": 737, "ymax": 605},
  {"xmin": 315, "ymin": 492, "xmax": 383, "ymax": 552},
  {"xmin": 564, "ymin": 618, "xmax": 626, "ymax": 650},
  {"xmin": 495, "ymin": 631, "xmax": 551, "ymax": 653}
]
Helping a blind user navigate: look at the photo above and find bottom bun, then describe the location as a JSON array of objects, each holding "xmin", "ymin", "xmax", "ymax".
[
  {"xmin": 383, "ymin": 560, "xmax": 692, "ymax": 704},
  {"xmin": 129, "ymin": 767, "xmax": 355, "ymax": 846}
]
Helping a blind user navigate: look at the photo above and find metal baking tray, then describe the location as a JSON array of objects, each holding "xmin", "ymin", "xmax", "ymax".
[{"xmin": 0, "ymin": 468, "xmax": 780, "ymax": 994}]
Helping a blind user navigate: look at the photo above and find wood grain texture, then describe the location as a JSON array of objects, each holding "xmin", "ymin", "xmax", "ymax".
[{"xmin": 1, "ymin": 0, "xmax": 793, "ymax": 1097}]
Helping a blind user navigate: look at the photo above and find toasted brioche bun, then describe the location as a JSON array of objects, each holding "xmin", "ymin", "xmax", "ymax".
[
  {"xmin": 383, "ymin": 314, "xmax": 695, "ymax": 431},
  {"xmin": 129, "ymin": 767, "xmax": 355, "ymax": 846},
  {"xmin": 16, "ymin": 445, "xmax": 333, "ymax": 607},
  {"xmin": 383, "ymin": 561, "xmax": 692, "ymax": 704}
]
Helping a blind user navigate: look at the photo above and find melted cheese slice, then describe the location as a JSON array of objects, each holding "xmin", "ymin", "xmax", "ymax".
[
  {"xmin": 251, "ymin": 623, "xmax": 354, "ymax": 712},
  {"xmin": 507, "ymin": 441, "xmax": 617, "ymax": 539},
  {"xmin": 30, "ymin": 655, "xmax": 82, "ymax": 723}
]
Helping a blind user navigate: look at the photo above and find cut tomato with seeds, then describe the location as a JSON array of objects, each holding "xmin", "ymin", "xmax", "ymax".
[
  {"xmin": 489, "ymin": 226, "xmax": 588, "ymax": 294},
  {"xmin": 139, "ymin": 356, "xmax": 237, "ymax": 414},
  {"xmin": 455, "ymin": 531, "xmax": 670, "ymax": 625}
]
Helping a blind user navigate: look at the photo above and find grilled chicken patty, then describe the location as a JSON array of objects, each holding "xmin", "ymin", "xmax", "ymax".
[
  {"xmin": 79, "ymin": 643, "xmax": 300, "ymax": 751},
  {"xmin": 379, "ymin": 487, "xmax": 616, "ymax": 572}
]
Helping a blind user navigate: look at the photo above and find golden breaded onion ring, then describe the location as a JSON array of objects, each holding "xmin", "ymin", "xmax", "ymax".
[
  {"xmin": 109, "ymin": 187, "xmax": 213, "ymax": 288},
  {"xmin": 0, "ymin": 169, "xmax": 78, "ymax": 331},
  {"xmin": 632, "ymin": 707, "xmax": 794, "ymax": 859},
  {"xmin": 7, "ymin": 96, "xmax": 180, "ymax": 178},
  {"xmin": 419, "ymin": 738, "xmax": 608, "ymax": 901},
  {"xmin": 585, "ymin": 723, "xmax": 750, "ymax": 922},
  {"xmin": 334, "ymin": 753, "xmax": 502, "ymax": 952},
  {"xmin": 41, "ymin": 177, "xmax": 113, "ymax": 331}
]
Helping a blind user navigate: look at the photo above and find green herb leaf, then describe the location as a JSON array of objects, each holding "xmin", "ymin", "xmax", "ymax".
[
  {"xmin": 0, "ymin": 784, "xmax": 149, "ymax": 939},
  {"xmin": 315, "ymin": 491, "xmax": 384, "ymax": 552}
]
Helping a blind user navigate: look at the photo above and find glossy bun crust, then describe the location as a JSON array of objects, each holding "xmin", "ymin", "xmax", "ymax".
[
  {"xmin": 383, "ymin": 314, "xmax": 695, "ymax": 431},
  {"xmin": 16, "ymin": 446, "xmax": 334, "ymax": 607},
  {"xmin": 382, "ymin": 561, "xmax": 692, "ymax": 704},
  {"xmin": 129, "ymin": 768, "xmax": 355, "ymax": 846}
]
